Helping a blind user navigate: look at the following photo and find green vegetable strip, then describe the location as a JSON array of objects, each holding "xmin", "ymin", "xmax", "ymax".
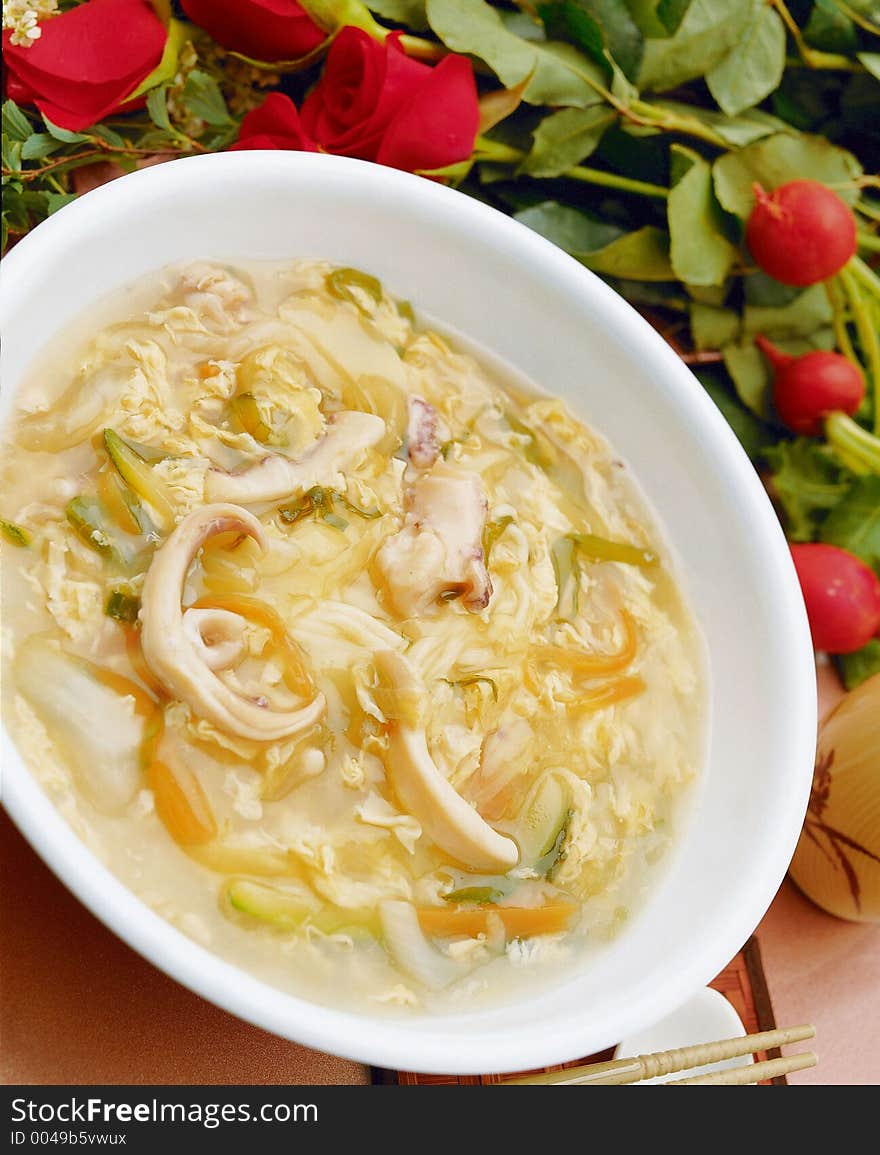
[
  {"xmin": 443, "ymin": 887, "xmax": 505, "ymax": 905},
  {"xmin": 825, "ymin": 413, "xmax": 880, "ymax": 474},
  {"xmin": 568, "ymin": 532, "xmax": 659, "ymax": 568},
  {"xmin": 279, "ymin": 486, "xmax": 380, "ymax": 530},
  {"xmin": 483, "ymin": 515, "xmax": 514, "ymax": 556},
  {"xmin": 337, "ymin": 492, "xmax": 383, "ymax": 519},
  {"xmin": 1, "ymin": 518, "xmax": 31, "ymax": 547},
  {"xmin": 825, "ymin": 278, "xmax": 859, "ymax": 368},
  {"xmin": 325, "ymin": 267, "xmax": 383, "ymax": 313},
  {"xmin": 441, "ymin": 675, "xmax": 499, "ymax": 702},
  {"xmin": 105, "ymin": 588, "xmax": 141, "ymax": 623},
  {"xmin": 505, "ymin": 411, "xmax": 557, "ymax": 470},
  {"xmin": 552, "ymin": 536, "xmax": 580, "ymax": 623},
  {"xmin": 840, "ymin": 268, "xmax": 880, "ymax": 436},
  {"xmin": 103, "ymin": 430, "xmax": 175, "ymax": 533},
  {"xmin": 230, "ymin": 392, "xmax": 271, "ymax": 443},
  {"xmin": 66, "ymin": 497, "xmax": 126, "ymax": 563}
]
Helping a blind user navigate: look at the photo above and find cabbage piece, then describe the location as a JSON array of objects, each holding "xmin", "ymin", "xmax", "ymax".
[{"xmin": 14, "ymin": 637, "xmax": 143, "ymax": 813}]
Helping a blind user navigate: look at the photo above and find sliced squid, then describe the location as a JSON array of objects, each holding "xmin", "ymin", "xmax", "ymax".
[
  {"xmin": 406, "ymin": 396, "xmax": 440, "ymax": 469},
  {"xmin": 375, "ymin": 461, "xmax": 493, "ymax": 617},
  {"xmin": 140, "ymin": 503, "xmax": 325, "ymax": 740},
  {"xmin": 205, "ymin": 410, "xmax": 385, "ymax": 505},
  {"xmin": 375, "ymin": 651, "xmax": 518, "ymax": 873}
]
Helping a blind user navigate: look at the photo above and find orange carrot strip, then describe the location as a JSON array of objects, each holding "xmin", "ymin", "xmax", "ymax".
[
  {"xmin": 83, "ymin": 660, "xmax": 157, "ymax": 718},
  {"xmin": 531, "ymin": 611, "xmax": 638, "ymax": 677},
  {"xmin": 192, "ymin": 593, "xmax": 314, "ymax": 698},
  {"xmin": 147, "ymin": 759, "xmax": 217, "ymax": 846},
  {"xmin": 417, "ymin": 902, "xmax": 578, "ymax": 939},
  {"xmin": 572, "ymin": 675, "xmax": 645, "ymax": 715}
]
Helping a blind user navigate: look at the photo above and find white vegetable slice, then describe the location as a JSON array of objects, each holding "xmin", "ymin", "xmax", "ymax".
[
  {"xmin": 379, "ymin": 900, "xmax": 462, "ymax": 991},
  {"xmin": 205, "ymin": 410, "xmax": 385, "ymax": 504},
  {"xmin": 376, "ymin": 651, "xmax": 519, "ymax": 873},
  {"xmin": 14, "ymin": 637, "xmax": 142, "ymax": 814}
]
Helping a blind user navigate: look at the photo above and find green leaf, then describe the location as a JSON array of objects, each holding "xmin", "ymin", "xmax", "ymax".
[
  {"xmin": 685, "ymin": 282, "xmax": 729, "ymax": 306},
  {"xmin": 690, "ymin": 302, "xmax": 740, "ymax": 349},
  {"xmin": 539, "ymin": 0, "xmax": 645, "ymax": 82},
  {"xmin": 655, "ymin": 0, "xmax": 691, "ymax": 34},
  {"xmin": 520, "ymin": 106, "xmax": 617, "ymax": 176},
  {"xmin": 667, "ymin": 145, "xmax": 738, "ymax": 286},
  {"xmin": 426, "ymin": 0, "xmax": 609, "ymax": 107},
  {"xmin": 366, "ymin": 0, "xmax": 428, "ymax": 27},
  {"xmin": 764, "ymin": 438, "xmax": 855, "ymax": 540},
  {"xmin": 713, "ymin": 132, "xmax": 863, "ymax": 218},
  {"xmin": 858, "ymin": 52, "xmax": 880, "ymax": 82},
  {"xmin": 580, "ymin": 226, "xmax": 674, "ymax": 279},
  {"xmin": 722, "ymin": 340, "xmax": 774, "ymax": 420},
  {"xmin": 820, "ymin": 476, "xmax": 880, "ymax": 572},
  {"xmin": 127, "ymin": 18, "xmax": 188, "ymax": 102},
  {"xmin": 697, "ymin": 369, "xmax": 772, "ymax": 460},
  {"xmin": 706, "ymin": 3, "xmax": 786, "ymax": 117},
  {"xmin": 743, "ymin": 271, "xmax": 802, "ymax": 308},
  {"xmin": 2, "ymin": 136, "xmax": 23, "ymax": 172},
  {"xmin": 300, "ymin": 0, "xmax": 388, "ymax": 35},
  {"xmin": 639, "ymin": 0, "xmax": 754, "ymax": 91},
  {"xmin": 2, "ymin": 100, "xmax": 33, "ymax": 142},
  {"xmin": 650, "ymin": 100, "xmax": 791, "ymax": 147},
  {"xmin": 146, "ymin": 88, "xmax": 173, "ymax": 133},
  {"xmin": 805, "ymin": 0, "xmax": 858, "ymax": 53},
  {"xmin": 86, "ymin": 124, "xmax": 126, "ymax": 148},
  {"xmin": 514, "ymin": 200, "xmax": 624, "ymax": 252},
  {"xmin": 45, "ymin": 192, "xmax": 78, "ymax": 216},
  {"xmin": 743, "ymin": 283, "xmax": 833, "ymax": 339},
  {"xmin": 42, "ymin": 118, "xmax": 94, "ymax": 143},
  {"xmin": 836, "ymin": 641, "xmax": 880, "ymax": 691},
  {"xmin": 627, "ymin": 0, "xmax": 671, "ymax": 36},
  {"xmin": 182, "ymin": 70, "xmax": 232, "ymax": 126}
]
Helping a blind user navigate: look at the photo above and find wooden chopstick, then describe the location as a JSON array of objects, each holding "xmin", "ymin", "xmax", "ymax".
[
  {"xmin": 666, "ymin": 1051, "xmax": 818, "ymax": 1085},
  {"xmin": 501, "ymin": 1024, "xmax": 816, "ymax": 1085}
]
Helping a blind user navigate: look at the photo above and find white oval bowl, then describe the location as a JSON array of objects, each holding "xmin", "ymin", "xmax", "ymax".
[{"xmin": 0, "ymin": 152, "xmax": 815, "ymax": 1075}]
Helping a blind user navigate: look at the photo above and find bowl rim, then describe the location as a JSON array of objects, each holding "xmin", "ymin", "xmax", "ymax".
[{"xmin": 0, "ymin": 150, "xmax": 816, "ymax": 1075}]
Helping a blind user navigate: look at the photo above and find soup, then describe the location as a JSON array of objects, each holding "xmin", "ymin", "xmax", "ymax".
[{"xmin": 0, "ymin": 260, "xmax": 704, "ymax": 1012}]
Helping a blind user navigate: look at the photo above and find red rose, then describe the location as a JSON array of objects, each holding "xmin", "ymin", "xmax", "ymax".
[
  {"xmin": 301, "ymin": 28, "xmax": 479, "ymax": 172},
  {"xmin": 180, "ymin": 0, "xmax": 325, "ymax": 63},
  {"xmin": 2, "ymin": 0, "xmax": 167, "ymax": 132},
  {"xmin": 229, "ymin": 92, "xmax": 317, "ymax": 152}
]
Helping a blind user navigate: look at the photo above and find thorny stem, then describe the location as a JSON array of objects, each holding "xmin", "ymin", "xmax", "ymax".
[
  {"xmin": 3, "ymin": 139, "xmax": 204, "ymax": 182},
  {"xmin": 564, "ymin": 164, "xmax": 669, "ymax": 199},
  {"xmin": 475, "ymin": 138, "xmax": 670, "ymax": 198},
  {"xmin": 397, "ymin": 34, "xmax": 448, "ymax": 62},
  {"xmin": 771, "ymin": 0, "xmax": 858, "ymax": 71}
]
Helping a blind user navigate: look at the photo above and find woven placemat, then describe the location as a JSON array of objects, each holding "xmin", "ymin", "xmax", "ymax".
[{"xmin": 373, "ymin": 936, "xmax": 786, "ymax": 1086}]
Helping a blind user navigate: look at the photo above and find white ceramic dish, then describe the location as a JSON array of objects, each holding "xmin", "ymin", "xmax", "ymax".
[{"xmin": 0, "ymin": 152, "xmax": 815, "ymax": 1075}]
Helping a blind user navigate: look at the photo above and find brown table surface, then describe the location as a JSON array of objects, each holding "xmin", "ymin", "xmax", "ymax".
[{"xmin": 2, "ymin": 804, "xmax": 878, "ymax": 1086}]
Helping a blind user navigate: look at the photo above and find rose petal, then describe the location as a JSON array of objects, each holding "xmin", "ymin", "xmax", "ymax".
[
  {"xmin": 3, "ymin": 0, "xmax": 166, "ymax": 85},
  {"xmin": 230, "ymin": 92, "xmax": 317, "ymax": 152},
  {"xmin": 377, "ymin": 55, "xmax": 479, "ymax": 173},
  {"xmin": 181, "ymin": 0, "xmax": 324, "ymax": 63},
  {"xmin": 301, "ymin": 29, "xmax": 431, "ymax": 162}
]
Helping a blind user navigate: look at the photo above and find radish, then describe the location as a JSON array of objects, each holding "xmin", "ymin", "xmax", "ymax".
[
  {"xmin": 755, "ymin": 335, "xmax": 865, "ymax": 436},
  {"xmin": 746, "ymin": 181, "xmax": 857, "ymax": 287},
  {"xmin": 790, "ymin": 543, "xmax": 880, "ymax": 654}
]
